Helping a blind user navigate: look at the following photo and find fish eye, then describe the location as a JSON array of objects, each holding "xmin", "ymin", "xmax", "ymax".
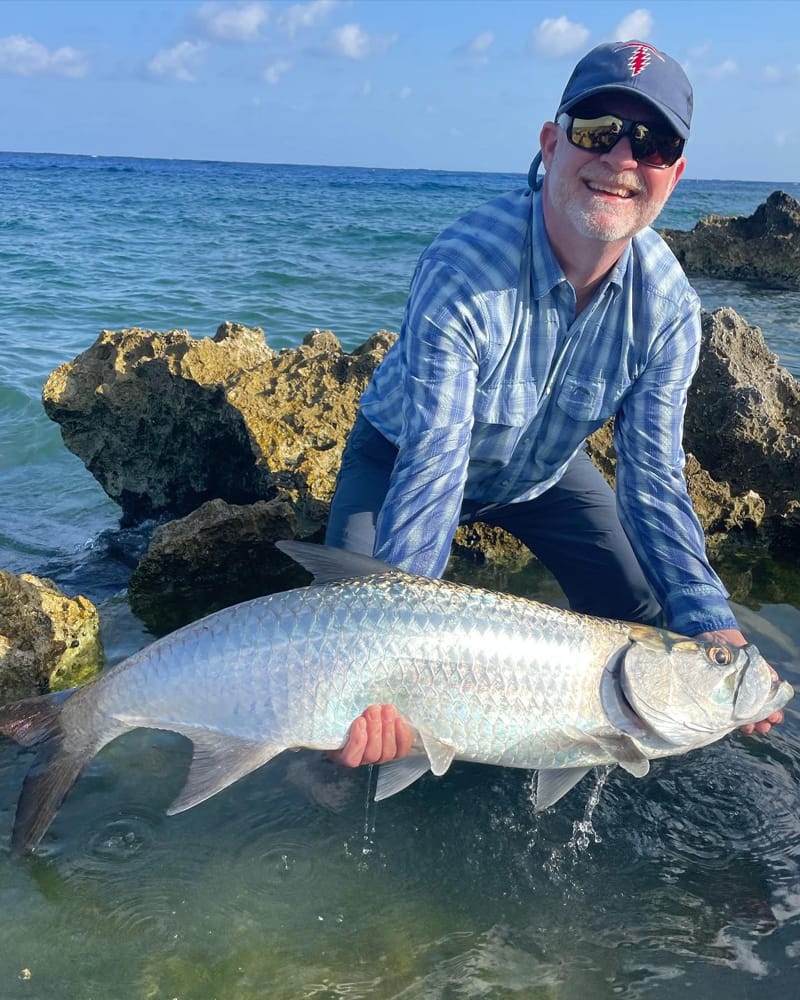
[{"xmin": 707, "ymin": 645, "xmax": 734, "ymax": 666}]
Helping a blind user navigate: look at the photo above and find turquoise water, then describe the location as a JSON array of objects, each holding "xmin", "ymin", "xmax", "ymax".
[{"xmin": 1, "ymin": 153, "xmax": 800, "ymax": 998}]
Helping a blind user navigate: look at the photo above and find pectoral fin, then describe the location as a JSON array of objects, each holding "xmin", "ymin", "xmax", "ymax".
[
  {"xmin": 534, "ymin": 767, "xmax": 592, "ymax": 812},
  {"xmin": 166, "ymin": 727, "xmax": 285, "ymax": 815},
  {"xmin": 592, "ymin": 734, "xmax": 651, "ymax": 777}
]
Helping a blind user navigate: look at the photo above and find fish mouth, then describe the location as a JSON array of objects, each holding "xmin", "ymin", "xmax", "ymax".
[
  {"xmin": 731, "ymin": 645, "xmax": 795, "ymax": 722},
  {"xmin": 738, "ymin": 675, "xmax": 794, "ymax": 723}
]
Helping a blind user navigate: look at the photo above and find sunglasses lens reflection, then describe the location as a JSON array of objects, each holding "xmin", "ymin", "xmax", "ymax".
[{"xmin": 568, "ymin": 116, "xmax": 683, "ymax": 167}]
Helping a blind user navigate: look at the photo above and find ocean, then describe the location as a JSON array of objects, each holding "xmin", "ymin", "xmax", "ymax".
[{"xmin": 1, "ymin": 152, "xmax": 799, "ymax": 998}]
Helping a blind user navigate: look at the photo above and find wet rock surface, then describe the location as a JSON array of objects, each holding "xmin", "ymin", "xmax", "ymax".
[
  {"xmin": 661, "ymin": 190, "xmax": 800, "ymax": 290},
  {"xmin": 0, "ymin": 571, "xmax": 103, "ymax": 702}
]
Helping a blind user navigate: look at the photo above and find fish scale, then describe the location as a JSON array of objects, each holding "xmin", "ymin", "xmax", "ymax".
[{"xmin": 0, "ymin": 541, "xmax": 792, "ymax": 853}]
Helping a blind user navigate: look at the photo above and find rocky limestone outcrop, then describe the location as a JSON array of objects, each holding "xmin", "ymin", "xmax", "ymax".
[
  {"xmin": 685, "ymin": 307, "xmax": 800, "ymax": 504},
  {"xmin": 40, "ymin": 309, "xmax": 800, "ymax": 632},
  {"xmin": 43, "ymin": 321, "xmax": 393, "ymax": 528},
  {"xmin": 42, "ymin": 322, "xmax": 276, "ymax": 523},
  {"xmin": 661, "ymin": 190, "xmax": 800, "ymax": 290},
  {"xmin": 0, "ymin": 571, "xmax": 103, "ymax": 703}
]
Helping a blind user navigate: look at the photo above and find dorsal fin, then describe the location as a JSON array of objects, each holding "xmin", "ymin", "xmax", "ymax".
[{"xmin": 275, "ymin": 540, "xmax": 402, "ymax": 584}]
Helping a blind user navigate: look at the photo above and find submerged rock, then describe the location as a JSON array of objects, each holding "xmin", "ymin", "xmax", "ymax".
[
  {"xmin": 0, "ymin": 571, "xmax": 103, "ymax": 703},
  {"xmin": 661, "ymin": 190, "xmax": 800, "ymax": 289},
  {"xmin": 127, "ymin": 497, "xmax": 314, "ymax": 634}
]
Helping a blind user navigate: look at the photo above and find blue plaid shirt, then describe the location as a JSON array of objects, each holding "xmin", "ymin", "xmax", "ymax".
[{"xmin": 360, "ymin": 187, "xmax": 735, "ymax": 635}]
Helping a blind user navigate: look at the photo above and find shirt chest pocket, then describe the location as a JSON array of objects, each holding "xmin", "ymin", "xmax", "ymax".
[
  {"xmin": 556, "ymin": 372, "xmax": 631, "ymax": 423},
  {"xmin": 473, "ymin": 380, "xmax": 536, "ymax": 427}
]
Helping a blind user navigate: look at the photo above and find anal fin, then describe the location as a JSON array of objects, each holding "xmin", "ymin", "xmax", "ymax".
[
  {"xmin": 592, "ymin": 734, "xmax": 651, "ymax": 777},
  {"xmin": 166, "ymin": 727, "xmax": 285, "ymax": 815},
  {"xmin": 373, "ymin": 728, "xmax": 458, "ymax": 801},
  {"xmin": 375, "ymin": 755, "xmax": 431, "ymax": 801}
]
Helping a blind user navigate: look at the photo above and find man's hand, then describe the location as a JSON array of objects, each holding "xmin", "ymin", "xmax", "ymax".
[
  {"xmin": 329, "ymin": 704, "xmax": 414, "ymax": 768},
  {"xmin": 694, "ymin": 628, "xmax": 784, "ymax": 735}
]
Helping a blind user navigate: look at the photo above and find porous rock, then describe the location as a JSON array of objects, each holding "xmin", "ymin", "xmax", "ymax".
[
  {"xmin": 586, "ymin": 422, "xmax": 767, "ymax": 544},
  {"xmin": 43, "ymin": 322, "xmax": 276, "ymax": 524},
  {"xmin": 684, "ymin": 307, "xmax": 800, "ymax": 543},
  {"xmin": 0, "ymin": 571, "xmax": 102, "ymax": 703},
  {"xmin": 43, "ymin": 322, "xmax": 391, "ymax": 527},
  {"xmin": 661, "ymin": 190, "xmax": 800, "ymax": 289}
]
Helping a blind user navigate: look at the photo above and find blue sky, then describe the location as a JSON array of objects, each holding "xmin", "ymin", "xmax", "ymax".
[{"xmin": 2, "ymin": 1, "xmax": 798, "ymax": 181}]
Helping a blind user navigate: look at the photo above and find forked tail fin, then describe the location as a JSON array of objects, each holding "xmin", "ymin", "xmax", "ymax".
[{"xmin": 0, "ymin": 691, "xmax": 93, "ymax": 853}]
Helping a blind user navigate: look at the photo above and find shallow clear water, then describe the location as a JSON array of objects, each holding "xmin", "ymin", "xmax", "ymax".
[
  {"xmin": 1, "ymin": 602, "xmax": 799, "ymax": 1000},
  {"xmin": 1, "ymin": 155, "xmax": 800, "ymax": 998}
]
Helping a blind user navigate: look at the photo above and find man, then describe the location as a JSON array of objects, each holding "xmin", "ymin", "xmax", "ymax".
[{"xmin": 325, "ymin": 40, "xmax": 784, "ymax": 767}]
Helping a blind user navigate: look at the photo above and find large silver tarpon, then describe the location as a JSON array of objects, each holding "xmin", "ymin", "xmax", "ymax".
[{"xmin": 0, "ymin": 542, "xmax": 793, "ymax": 852}]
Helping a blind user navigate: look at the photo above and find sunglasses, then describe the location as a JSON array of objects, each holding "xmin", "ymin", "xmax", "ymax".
[{"xmin": 559, "ymin": 113, "xmax": 685, "ymax": 168}]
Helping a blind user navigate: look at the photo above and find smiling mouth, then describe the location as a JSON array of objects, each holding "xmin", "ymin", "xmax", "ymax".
[{"xmin": 585, "ymin": 180, "xmax": 637, "ymax": 199}]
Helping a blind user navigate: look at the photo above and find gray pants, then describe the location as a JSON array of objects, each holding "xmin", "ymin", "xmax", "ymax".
[{"xmin": 326, "ymin": 412, "xmax": 662, "ymax": 625}]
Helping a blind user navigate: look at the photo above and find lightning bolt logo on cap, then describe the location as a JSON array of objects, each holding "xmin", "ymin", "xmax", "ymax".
[{"xmin": 614, "ymin": 41, "xmax": 666, "ymax": 77}]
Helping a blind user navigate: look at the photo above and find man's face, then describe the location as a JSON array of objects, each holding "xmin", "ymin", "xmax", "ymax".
[{"xmin": 540, "ymin": 93, "xmax": 686, "ymax": 246}]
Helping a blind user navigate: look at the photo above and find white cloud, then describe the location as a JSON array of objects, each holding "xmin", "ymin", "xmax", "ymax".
[
  {"xmin": 706, "ymin": 58, "xmax": 737, "ymax": 81},
  {"xmin": 0, "ymin": 34, "xmax": 88, "ymax": 78},
  {"xmin": 465, "ymin": 31, "xmax": 494, "ymax": 57},
  {"xmin": 280, "ymin": 0, "xmax": 337, "ymax": 37},
  {"xmin": 611, "ymin": 9, "xmax": 654, "ymax": 42},
  {"xmin": 264, "ymin": 59, "xmax": 292, "ymax": 84},
  {"xmin": 328, "ymin": 23, "xmax": 397, "ymax": 60},
  {"xmin": 534, "ymin": 17, "xmax": 590, "ymax": 58},
  {"xmin": 330, "ymin": 23, "xmax": 369, "ymax": 59},
  {"xmin": 762, "ymin": 63, "xmax": 800, "ymax": 84},
  {"xmin": 197, "ymin": 2, "xmax": 269, "ymax": 42},
  {"xmin": 456, "ymin": 30, "xmax": 494, "ymax": 68},
  {"xmin": 147, "ymin": 41, "xmax": 207, "ymax": 82}
]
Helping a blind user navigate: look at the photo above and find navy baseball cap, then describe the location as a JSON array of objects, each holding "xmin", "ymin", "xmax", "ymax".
[{"xmin": 556, "ymin": 41, "xmax": 693, "ymax": 139}]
